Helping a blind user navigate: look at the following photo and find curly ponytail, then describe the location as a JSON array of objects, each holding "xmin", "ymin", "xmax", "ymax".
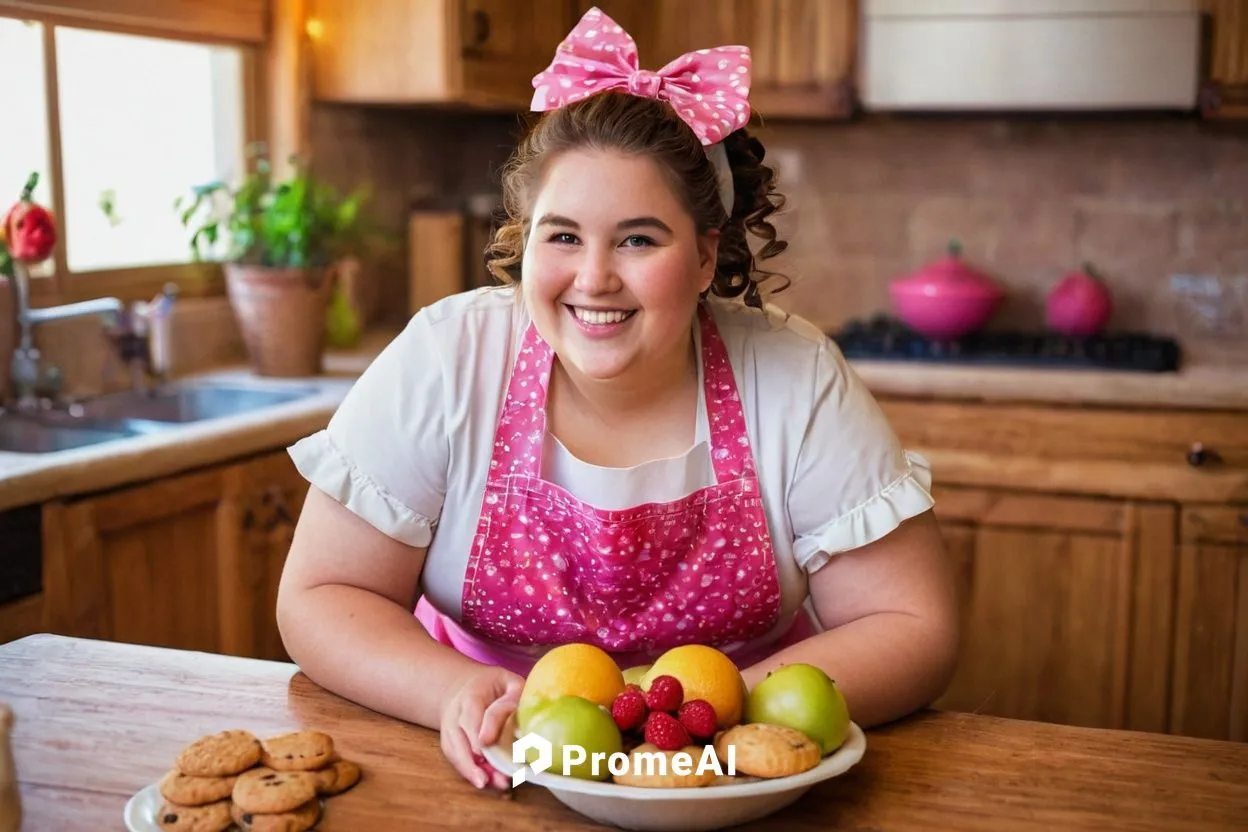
[{"xmin": 485, "ymin": 92, "xmax": 790, "ymax": 307}]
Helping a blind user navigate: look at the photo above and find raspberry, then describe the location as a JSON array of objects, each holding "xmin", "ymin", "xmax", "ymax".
[
  {"xmin": 624, "ymin": 683, "xmax": 643, "ymax": 694},
  {"xmin": 677, "ymin": 699, "xmax": 718, "ymax": 740},
  {"xmin": 644, "ymin": 675, "xmax": 683, "ymax": 713},
  {"xmin": 643, "ymin": 711, "xmax": 691, "ymax": 751},
  {"xmin": 611, "ymin": 689, "xmax": 648, "ymax": 732}
]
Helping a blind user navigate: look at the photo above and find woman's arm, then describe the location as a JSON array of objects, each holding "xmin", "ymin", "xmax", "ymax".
[
  {"xmin": 276, "ymin": 487, "xmax": 522, "ymax": 788},
  {"xmin": 740, "ymin": 510, "xmax": 960, "ymax": 728}
]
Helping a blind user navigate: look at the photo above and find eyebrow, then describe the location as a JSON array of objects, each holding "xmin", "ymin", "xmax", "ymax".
[{"xmin": 536, "ymin": 214, "xmax": 673, "ymax": 234}]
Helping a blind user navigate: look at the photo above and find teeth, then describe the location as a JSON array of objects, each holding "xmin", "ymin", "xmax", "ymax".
[{"xmin": 573, "ymin": 307, "xmax": 633, "ymax": 325}]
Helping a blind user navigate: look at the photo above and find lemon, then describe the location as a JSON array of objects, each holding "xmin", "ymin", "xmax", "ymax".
[{"xmin": 517, "ymin": 643, "xmax": 625, "ymax": 733}]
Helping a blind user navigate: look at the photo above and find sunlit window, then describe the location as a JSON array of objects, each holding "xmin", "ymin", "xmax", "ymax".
[
  {"xmin": 0, "ymin": 17, "xmax": 53, "ymax": 277},
  {"xmin": 54, "ymin": 26, "xmax": 245, "ymax": 271}
]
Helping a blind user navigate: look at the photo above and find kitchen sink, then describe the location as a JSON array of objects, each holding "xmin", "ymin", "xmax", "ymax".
[
  {"xmin": 0, "ymin": 414, "xmax": 156, "ymax": 454},
  {"xmin": 74, "ymin": 382, "xmax": 320, "ymax": 424},
  {"xmin": 0, "ymin": 380, "xmax": 322, "ymax": 454}
]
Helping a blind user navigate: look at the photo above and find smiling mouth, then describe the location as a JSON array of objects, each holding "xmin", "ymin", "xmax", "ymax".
[{"xmin": 567, "ymin": 305, "xmax": 637, "ymax": 325}]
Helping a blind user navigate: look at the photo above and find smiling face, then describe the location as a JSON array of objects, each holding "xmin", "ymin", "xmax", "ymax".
[{"xmin": 521, "ymin": 148, "xmax": 718, "ymax": 385}]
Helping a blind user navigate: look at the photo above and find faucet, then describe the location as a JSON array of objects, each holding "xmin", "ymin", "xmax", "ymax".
[{"xmin": 5, "ymin": 261, "xmax": 177, "ymax": 410}]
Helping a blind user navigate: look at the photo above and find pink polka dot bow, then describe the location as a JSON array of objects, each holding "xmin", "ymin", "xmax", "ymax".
[{"xmin": 530, "ymin": 6, "xmax": 752, "ymax": 146}]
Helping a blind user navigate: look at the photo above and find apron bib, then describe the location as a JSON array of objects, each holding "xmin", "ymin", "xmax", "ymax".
[{"xmin": 421, "ymin": 304, "xmax": 787, "ymax": 668}]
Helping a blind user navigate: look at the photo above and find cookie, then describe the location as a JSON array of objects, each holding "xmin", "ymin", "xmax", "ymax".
[
  {"xmin": 158, "ymin": 769, "xmax": 237, "ymax": 806},
  {"xmin": 175, "ymin": 729, "xmax": 262, "ymax": 777},
  {"xmin": 230, "ymin": 798, "xmax": 321, "ymax": 832},
  {"xmin": 314, "ymin": 758, "xmax": 361, "ymax": 795},
  {"xmin": 156, "ymin": 798, "xmax": 232, "ymax": 831},
  {"xmin": 713, "ymin": 723, "xmax": 822, "ymax": 778},
  {"xmin": 260, "ymin": 730, "xmax": 334, "ymax": 772},
  {"xmin": 231, "ymin": 766, "xmax": 317, "ymax": 814},
  {"xmin": 611, "ymin": 743, "xmax": 718, "ymax": 789}
]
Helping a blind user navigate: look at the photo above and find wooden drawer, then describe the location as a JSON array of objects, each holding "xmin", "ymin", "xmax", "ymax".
[
  {"xmin": 880, "ymin": 400, "xmax": 1248, "ymax": 469},
  {"xmin": 879, "ymin": 399, "xmax": 1248, "ymax": 503},
  {"xmin": 1182, "ymin": 505, "xmax": 1248, "ymax": 545}
]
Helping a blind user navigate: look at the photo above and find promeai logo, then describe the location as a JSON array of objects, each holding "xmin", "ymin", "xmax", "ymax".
[{"xmin": 511, "ymin": 732, "xmax": 735, "ymax": 787}]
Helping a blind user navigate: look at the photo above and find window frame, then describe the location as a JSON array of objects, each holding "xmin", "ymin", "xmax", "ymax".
[{"xmin": 2, "ymin": 9, "xmax": 266, "ymax": 306}]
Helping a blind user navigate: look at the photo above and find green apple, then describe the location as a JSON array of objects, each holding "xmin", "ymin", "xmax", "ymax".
[
  {"xmin": 522, "ymin": 695, "xmax": 622, "ymax": 781},
  {"xmin": 622, "ymin": 665, "xmax": 651, "ymax": 686},
  {"xmin": 745, "ymin": 663, "xmax": 850, "ymax": 754}
]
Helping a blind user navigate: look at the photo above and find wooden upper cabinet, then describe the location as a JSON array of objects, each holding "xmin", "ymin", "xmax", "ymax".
[
  {"xmin": 308, "ymin": 0, "xmax": 577, "ymax": 108},
  {"xmin": 1200, "ymin": 0, "xmax": 1248, "ymax": 118},
  {"xmin": 581, "ymin": 0, "xmax": 857, "ymax": 118}
]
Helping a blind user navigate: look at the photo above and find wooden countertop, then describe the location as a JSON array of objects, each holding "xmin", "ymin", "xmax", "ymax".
[{"xmin": 2, "ymin": 634, "xmax": 1245, "ymax": 831}]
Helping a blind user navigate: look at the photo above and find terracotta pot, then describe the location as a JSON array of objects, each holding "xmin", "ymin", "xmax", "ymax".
[{"xmin": 225, "ymin": 263, "xmax": 334, "ymax": 377}]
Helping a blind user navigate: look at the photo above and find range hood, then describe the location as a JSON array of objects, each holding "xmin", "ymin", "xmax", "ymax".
[{"xmin": 859, "ymin": 0, "xmax": 1203, "ymax": 111}]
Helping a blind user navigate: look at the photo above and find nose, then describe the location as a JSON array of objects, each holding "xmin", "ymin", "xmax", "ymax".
[{"xmin": 572, "ymin": 244, "xmax": 622, "ymax": 295}]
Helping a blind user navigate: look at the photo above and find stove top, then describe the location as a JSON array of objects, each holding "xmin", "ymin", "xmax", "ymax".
[{"xmin": 830, "ymin": 315, "xmax": 1181, "ymax": 373}]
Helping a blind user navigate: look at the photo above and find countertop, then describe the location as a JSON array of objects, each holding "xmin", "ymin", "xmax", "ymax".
[
  {"xmin": 0, "ymin": 332, "xmax": 390, "ymax": 514},
  {"xmin": 2, "ymin": 634, "xmax": 1245, "ymax": 831},
  {"xmin": 2, "ymin": 325, "xmax": 1246, "ymax": 515}
]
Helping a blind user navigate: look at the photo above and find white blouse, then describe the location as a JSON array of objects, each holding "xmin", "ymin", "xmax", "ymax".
[{"xmin": 287, "ymin": 285, "xmax": 934, "ymax": 653}]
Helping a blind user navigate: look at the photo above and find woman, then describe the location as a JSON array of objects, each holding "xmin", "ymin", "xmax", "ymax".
[{"xmin": 277, "ymin": 7, "xmax": 958, "ymax": 792}]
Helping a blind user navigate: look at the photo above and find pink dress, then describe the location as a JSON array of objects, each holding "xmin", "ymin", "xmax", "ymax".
[{"xmin": 415, "ymin": 304, "xmax": 816, "ymax": 675}]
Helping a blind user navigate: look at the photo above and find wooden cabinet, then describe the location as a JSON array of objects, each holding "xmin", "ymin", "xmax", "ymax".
[
  {"xmin": 1171, "ymin": 504, "xmax": 1248, "ymax": 741},
  {"xmin": 1200, "ymin": 0, "xmax": 1248, "ymax": 118},
  {"xmin": 309, "ymin": 0, "xmax": 577, "ymax": 108},
  {"xmin": 308, "ymin": 0, "xmax": 858, "ymax": 117},
  {"xmin": 38, "ymin": 449, "xmax": 307, "ymax": 662},
  {"xmin": 583, "ymin": 0, "xmax": 857, "ymax": 118},
  {"xmin": 882, "ymin": 397, "xmax": 1248, "ymax": 741},
  {"xmin": 932, "ymin": 487, "xmax": 1176, "ymax": 733}
]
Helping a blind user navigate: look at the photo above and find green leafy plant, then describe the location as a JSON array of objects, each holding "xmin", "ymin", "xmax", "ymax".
[{"xmin": 176, "ymin": 144, "xmax": 371, "ymax": 269}]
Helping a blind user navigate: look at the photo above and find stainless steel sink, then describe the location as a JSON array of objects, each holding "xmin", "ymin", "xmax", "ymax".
[
  {"xmin": 0, "ymin": 380, "xmax": 321, "ymax": 454},
  {"xmin": 75, "ymin": 382, "xmax": 319, "ymax": 424},
  {"xmin": 0, "ymin": 414, "xmax": 154, "ymax": 454}
]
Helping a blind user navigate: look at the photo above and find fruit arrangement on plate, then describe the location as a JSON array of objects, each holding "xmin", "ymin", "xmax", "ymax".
[{"xmin": 509, "ymin": 643, "xmax": 853, "ymax": 789}]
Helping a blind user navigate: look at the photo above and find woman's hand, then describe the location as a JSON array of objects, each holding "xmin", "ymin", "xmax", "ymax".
[{"xmin": 440, "ymin": 665, "xmax": 526, "ymax": 790}]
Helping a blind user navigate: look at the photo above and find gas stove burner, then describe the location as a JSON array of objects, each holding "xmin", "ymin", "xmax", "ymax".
[{"xmin": 830, "ymin": 315, "xmax": 1181, "ymax": 373}]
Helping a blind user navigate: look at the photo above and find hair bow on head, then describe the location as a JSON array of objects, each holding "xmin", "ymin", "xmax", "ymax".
[{"xmin": 530, "ymin": 6, "xmax": 752, "ymax": 147}]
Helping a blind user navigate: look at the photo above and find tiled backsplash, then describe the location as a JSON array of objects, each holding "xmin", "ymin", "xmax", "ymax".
[
  {"xmin": 754, "ymin": 116, "xmax": 1248, "ymax": 363},
  {"xmin": 15, "ymin": 110, "xmax": 1247, "ymax": 401}
]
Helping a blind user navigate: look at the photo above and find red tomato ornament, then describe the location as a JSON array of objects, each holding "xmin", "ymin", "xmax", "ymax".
[
  {"xmin": 1046, "ymin": 263, "xmax": 1114, "ymax": 337},
  {"xmin": 4, "ymin": 172, "xmax": 57, "ymax": 265}
]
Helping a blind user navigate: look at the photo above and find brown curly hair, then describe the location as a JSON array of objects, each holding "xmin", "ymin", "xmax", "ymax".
[{"xmin": 485, "ymin": 92, "xmax": 789, "ymax": 308}]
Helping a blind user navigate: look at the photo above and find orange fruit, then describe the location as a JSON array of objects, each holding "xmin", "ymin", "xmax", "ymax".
[
  {"xmin": 640, "ymin": 645, "xmax": 746, "ymax": 729},
  {"xmin": 517, "ymin": 643, "xmax": 625, "ymax": 731}
]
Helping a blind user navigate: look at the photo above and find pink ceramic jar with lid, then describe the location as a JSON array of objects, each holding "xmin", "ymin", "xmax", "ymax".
[{"xmin": 889, "ymin": 240, "xmax": 1004, "ymax": 340}]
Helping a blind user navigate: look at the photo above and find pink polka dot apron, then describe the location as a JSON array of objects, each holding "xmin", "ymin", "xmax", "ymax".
[{"xmin": 416, "ymin": 304, "xmax": 791, "ymax": 674}]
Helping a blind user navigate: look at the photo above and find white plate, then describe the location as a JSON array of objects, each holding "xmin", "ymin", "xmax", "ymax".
[
  {"xmin": 483, "ymin": 722, "xmax": 867, "ymax": 832},
  {"xmin": 123, "ymin": 783, "xmax": 164, "ymax": 832}
]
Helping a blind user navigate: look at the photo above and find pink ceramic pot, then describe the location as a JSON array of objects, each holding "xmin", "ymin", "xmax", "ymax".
[{"xmin": 890, "ymin": 241, "xmax": 1004, "ymax": 340}]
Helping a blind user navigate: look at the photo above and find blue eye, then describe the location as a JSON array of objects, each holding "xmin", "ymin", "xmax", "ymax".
[
  {"xmin": 547, "ymin": 232, "xmax": 578, "ymax": 245},
  {"xmin": 622, "ymin": 235, "xmax": 654, "ymax": 247}
]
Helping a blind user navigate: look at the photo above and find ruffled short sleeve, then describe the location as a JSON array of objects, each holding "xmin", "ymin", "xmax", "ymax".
[
  {"xmin": 287, "ymin": 312, "xmax": 449, "ymax": 549},
  {"xmin": 787, "ymin": 338, "xmax": 934, "ymax": 574}
]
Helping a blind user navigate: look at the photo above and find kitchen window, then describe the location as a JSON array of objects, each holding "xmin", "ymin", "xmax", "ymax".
[{"xmin": 1, "ymin": 14, "xmax": 255, "ymax": 301}]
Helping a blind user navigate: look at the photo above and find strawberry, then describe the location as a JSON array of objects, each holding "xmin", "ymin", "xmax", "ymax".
[
  {"xmin": 644, "ymin": 675, "xmax": 683, "ymax": 713},
  {"xmin": 611, "ymin": 689, "xmax": 648, "ymax": 732},
  {"xmin": 643, "ymin": 712, "xmax": 690, "ymax": 751},
  {"xmin": 677, "ymin": 699, "xmax": 718, "ymax": 740}
]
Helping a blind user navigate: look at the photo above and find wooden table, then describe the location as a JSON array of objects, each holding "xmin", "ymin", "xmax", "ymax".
[{"xmin": 1, "ymin": 634, "xmax": 1246, "ymax": 831}]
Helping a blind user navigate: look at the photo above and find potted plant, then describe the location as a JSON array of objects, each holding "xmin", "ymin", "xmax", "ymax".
[{"xmin": 177, "ymin": 145, "xmax": 369, "ymax": 377}]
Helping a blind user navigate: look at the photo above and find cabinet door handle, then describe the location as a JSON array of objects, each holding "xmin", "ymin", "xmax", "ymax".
[{"xmin": 1186, "ymin": 442, "xmax": 1223, "ymax": 467}]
